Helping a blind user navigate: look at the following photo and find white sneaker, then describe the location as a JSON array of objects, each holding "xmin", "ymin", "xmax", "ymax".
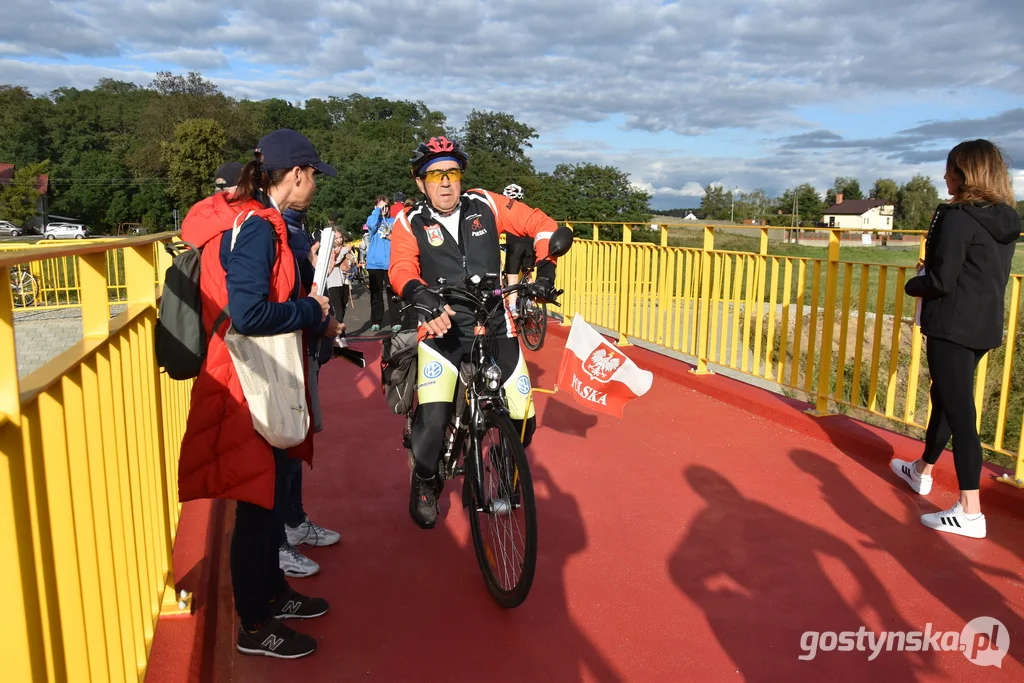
[
  {"xmin": 285, "ymin": 516, "xmax": 341, "ymax": 547},
  {"xmin": 890, "ymin": 458, "xmax": 932, "ymax": 495},
  {"xmin": 279, "ymin": 544, "xmax": 320, "ymax": 577},
  {"xmin": 920, "ymin": 502, "xmax": 986, "ymax": 539}
]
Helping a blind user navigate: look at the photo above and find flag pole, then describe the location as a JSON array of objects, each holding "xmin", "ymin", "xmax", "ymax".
[{"xmin": 521, "ymin": 387, "xmax": 557, "ymax": 441}]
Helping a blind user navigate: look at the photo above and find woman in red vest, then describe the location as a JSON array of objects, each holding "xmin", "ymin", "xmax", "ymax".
[{"xmin": 179, "ymin": 129, "xmax": 342, "ymax": 659}]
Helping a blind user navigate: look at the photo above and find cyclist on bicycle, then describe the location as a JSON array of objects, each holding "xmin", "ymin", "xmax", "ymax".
[
  {"xmin": 501, "ymin": 184, "xmax": 535, "ymax": 315},
  {"xmin": 389, "ymin": 137, "xmax": 562, "ymax": 529}
]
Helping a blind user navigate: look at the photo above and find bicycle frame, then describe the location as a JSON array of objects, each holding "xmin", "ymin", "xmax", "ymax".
[{"xmin": 401, "ymin": 272, "xmax": 559, "ymax": 510}]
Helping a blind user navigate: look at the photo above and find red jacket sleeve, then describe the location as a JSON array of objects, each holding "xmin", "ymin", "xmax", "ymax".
[
  {"xmin": 388, "ymin": 211, "xmax": 425, "ymax": 298},
  {"xmin": 472, "ymin": 189, "xmax": 558, "ymax": 263}
]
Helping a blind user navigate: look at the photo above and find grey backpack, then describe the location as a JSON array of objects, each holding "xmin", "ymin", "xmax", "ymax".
[
  {"xmin": 155, "ymin": 241, "xmax": 226, "ymax": 380},
  {"xmin": 380, "ymin": 328, "xmax": 418, "ymax": 414}
]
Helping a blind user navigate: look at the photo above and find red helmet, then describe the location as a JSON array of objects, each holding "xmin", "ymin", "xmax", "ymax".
[{"xmin": 410, "ymin": 136, "xmax": 469, "ymax": 176}]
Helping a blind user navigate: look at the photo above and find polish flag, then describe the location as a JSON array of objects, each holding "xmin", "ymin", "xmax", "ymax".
[{"xmin": 555, "ymin": 315, "xmax": 653, "ymax": 418}]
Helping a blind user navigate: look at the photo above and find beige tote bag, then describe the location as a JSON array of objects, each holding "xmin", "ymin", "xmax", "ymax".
[{"xmin": 223, "ymin": 212, "xmax": 309, "ymax": 449}]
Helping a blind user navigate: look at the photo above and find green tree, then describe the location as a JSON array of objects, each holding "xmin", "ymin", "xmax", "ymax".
[
  {"xmin": 825, "ymin": 176, "xmax": 864, "ymax": 206},
  {"xmin": 896, "ymin": 174, "xmax": 940, "ymax": 232},
  {"xmin": 777, "ymin": 184, "xmax": 823, "ymax": 226},
  {"xmin": 731, "ymin": 188, "xmax": 771, "ymax": 222},
  {"xmin": 699, "ymin": 184, "xmax": 729, "ymax": 219},
  {"xmin": 550, "ymin": 163, "xmax": 650, "ymax": 223},
  {"xmin": 0, "ymin": 86, "xmax": 51, "ymax": 165},
  {"xmin": 162, "ymin": 118, "xmax": 227, "ymax": 208},
  {"xmin": 49, "ymin": 151, "xmax": 131, "ymax": 232},
  {"xmin": 0, "ymin": 161, "xmax": 48, "ymax": 224},
  {"xmin": 460, "ymin": 109, "xmax": 538, "ymax": 194},
  {"xmin": 870, "ymin": 178, "xmax": 899, "ymax": 204}
]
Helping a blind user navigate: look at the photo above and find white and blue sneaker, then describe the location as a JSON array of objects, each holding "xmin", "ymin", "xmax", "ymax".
[
  {"xmin": 279, "ymin": 543, "xmax": 320, "ymax": 578},
  {"xmin": 286, "ymin": 515, "xmax": 340, "ymax": 547}
]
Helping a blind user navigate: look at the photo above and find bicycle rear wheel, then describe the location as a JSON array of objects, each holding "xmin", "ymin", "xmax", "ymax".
[
  {"xmin": 464, "ymin": 412, "xmax": 537, "ymax": 608},
  {"xmin": 520, "ymin": 298, "xmax": 547, "ymax": 351}
]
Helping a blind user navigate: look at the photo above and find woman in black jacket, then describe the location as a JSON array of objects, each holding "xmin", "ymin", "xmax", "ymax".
[{"xmin": 891, "ymin": 139, "xmax": 1020, "ymax": 539}]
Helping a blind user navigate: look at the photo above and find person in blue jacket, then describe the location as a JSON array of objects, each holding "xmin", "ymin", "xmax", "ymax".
[
  {"xmin": 365, "ymin": 195, "xmax": 402, "ymax": 332},
  {"xmin": 222, "ymin": 128, "xmax": 342, "ymax": 659},
  {"xmin": 277, "ymin": 207, "xmax": 343, "ymax": 579}
]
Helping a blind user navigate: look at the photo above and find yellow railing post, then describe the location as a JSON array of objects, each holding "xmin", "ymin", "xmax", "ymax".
[
  {"xmin": 559, "ymin": 224, "xmax": 575, "ymax": 327},
  {"xmin": 809, "ymin": 229, "xmax": 841, "ymax": 415},
  {"xmin": 592, "ymin": 224, "xmax": 599, "ymax": 241},
  {"xmin": 616, "ymin": 239, "xmax": 633, "ymax": 347},
  {"xmin": 1, "ymin": 264, "xmax": 48, "ymax": 683},
  {"xmin": 622, "ymin": 223, "xmax": 632, "ymax": 244},
  {"xmin": 752, "ymin": 228, "xmax": 769, "ymax": 376},
  {"xmin": 692, "ymin": 226, "xmax": 715, "ymax": 375},
  {"xmin": 660, "ymin": 224, "xmax": 669, "ymax": 247}
]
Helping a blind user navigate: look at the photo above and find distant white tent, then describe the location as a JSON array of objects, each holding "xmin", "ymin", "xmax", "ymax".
[{"xmin": 683, "ymin": 212, "xmax": 698, "ymax": 221}]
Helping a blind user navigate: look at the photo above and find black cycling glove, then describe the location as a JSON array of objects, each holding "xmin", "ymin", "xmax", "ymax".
[
  {"xmin": 532, "ymin": 261, "xmax": 560, "ymax": 303},
  {"xmin": 404, "ymin": 281, "xmax": 447, "ymax": 320}
]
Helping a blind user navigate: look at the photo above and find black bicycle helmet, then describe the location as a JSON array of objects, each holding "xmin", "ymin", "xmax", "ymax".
[{"xmin": 410, "ymin": 136, "xmax": 469, "ymax": 177}]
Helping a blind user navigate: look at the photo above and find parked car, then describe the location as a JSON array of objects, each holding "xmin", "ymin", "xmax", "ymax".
[
  {"xmin": 0, "ymin": 220, "xmax": 24, "ymax": 237},
  {"xmin": 44, "ymin": 223, "xmax": 88, "ymax": 239}
]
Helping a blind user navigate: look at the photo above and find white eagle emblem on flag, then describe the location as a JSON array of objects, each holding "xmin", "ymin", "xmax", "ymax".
[{"xmin": 584, "ymin": 347, "xmax": 624, "ymax": 383}]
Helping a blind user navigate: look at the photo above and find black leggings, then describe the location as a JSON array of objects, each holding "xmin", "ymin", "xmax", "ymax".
[
  {"xmin": 921, "ymin": 336, "xmax": 986, "ymax": 490},
  {"xmin": 327, "ymin": 284, "xmax": 350, "ymax": 325},
  {"xmin": 368, "ymin": 269, "xmax": 400, "ymax": 326},
  {"xmin": 411, "ymin": 334, "xmax": 536, "ymax": 478}
]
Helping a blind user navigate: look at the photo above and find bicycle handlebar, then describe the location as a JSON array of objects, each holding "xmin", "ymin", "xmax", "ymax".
[{"xmin": 397, "ymin": 274, "xmax": 562, "ymax": 323}]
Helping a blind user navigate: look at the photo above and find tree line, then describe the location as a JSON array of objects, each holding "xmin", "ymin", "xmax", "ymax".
[
  {"xmin": 0, "ymin": 72, "xmax": 652, "ymax": 235},
  {"xmin": 676, "ymin": 175, "xmax": 1024, "ymax": 233}
]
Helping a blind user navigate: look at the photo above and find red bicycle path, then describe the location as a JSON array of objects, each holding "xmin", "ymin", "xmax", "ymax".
[{"xmin": 149, "ymin": 323, "xmax": 1024, "ymax": 682}]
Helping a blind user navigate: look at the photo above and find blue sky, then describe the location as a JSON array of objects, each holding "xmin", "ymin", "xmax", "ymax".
[{"xmin": 2, "ymin": 0, "xmax": 1024, "ymax": 210}]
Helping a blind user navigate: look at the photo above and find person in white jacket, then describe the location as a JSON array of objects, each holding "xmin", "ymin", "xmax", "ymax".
[{"xmin": 321, "ymin": 221, "xmax": 356, "ymax": 347}]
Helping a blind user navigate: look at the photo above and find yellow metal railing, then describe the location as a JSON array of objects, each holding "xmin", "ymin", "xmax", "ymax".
[
  {"xmin": 556, "ymin": 222, "xmax": 1024, "ymax": 488},
  {"xmin": 2, "ymin": 233, "xmax": 192, "ymax": 682},
  {"xmin": 2, "ymin": 240, "xmax": 132, "ymax": 309}
]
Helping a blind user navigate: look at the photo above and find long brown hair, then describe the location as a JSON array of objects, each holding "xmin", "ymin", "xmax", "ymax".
[{"xmin": 947, "ymin": 139, "xmax": 1016, "ymax": 206}]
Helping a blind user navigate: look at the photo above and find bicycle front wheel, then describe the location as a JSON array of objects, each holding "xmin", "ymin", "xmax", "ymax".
[{"xmin": 464, "ymin": 412, "xmax": 537, "ymax": 608}]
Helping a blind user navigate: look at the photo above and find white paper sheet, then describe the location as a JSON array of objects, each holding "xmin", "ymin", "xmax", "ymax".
[{"xmin": 312, "ymin": 227, "xmax": 335, "ymax": 294}]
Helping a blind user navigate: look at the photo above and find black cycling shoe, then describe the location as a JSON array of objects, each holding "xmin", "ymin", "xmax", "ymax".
[{"xmin": 410, "ymin": 472, "xmax": 439, "ymax": 529}]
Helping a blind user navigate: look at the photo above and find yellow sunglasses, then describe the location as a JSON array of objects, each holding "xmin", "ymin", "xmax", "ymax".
[{"xmin": 420, "ymin": 168, "xmax": 464, "ymax": 184}]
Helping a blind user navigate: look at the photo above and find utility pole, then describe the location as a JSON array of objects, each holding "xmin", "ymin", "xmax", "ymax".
[{"xmin": 792, "ymin": 192, "xmax": 800, "ymax": 245}]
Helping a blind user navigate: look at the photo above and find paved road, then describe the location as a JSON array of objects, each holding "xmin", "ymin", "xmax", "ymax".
[{"xmin": 188, "ymin": 325, "xmax": 1024, "ymax": 683}]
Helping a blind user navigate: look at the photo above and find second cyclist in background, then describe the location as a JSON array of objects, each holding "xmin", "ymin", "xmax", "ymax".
[{"xmin": 501, "ymin": 184, "xmax": 535, "ymax": 316}]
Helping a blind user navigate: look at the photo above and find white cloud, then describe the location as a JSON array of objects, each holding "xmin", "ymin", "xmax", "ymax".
[{"xmin": 1, "ymin": 0, "xmax": 1023, "ymax": 207}]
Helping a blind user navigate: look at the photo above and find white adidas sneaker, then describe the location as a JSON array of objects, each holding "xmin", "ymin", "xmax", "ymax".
[
  {"xmin": 890, "ymin": 458, "xmax": 932, "ymax": 495},
  {"xmin": 920, "ymin": 502, "xmax": 986, "ymax": 539}
]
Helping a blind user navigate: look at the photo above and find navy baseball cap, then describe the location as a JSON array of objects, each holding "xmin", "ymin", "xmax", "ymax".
[
  {"xmin": 256, "ymin": 129, "xmax": 337, "ymax": 176},
  {"xmin": 214, "ymin": 161, "xmax": 243, "ymax": 186}
]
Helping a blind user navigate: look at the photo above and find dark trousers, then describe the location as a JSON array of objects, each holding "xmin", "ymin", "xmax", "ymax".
[
  {"xmin": 274, "ymin": 449, "xmax": 305, "ymax": 528},
  {"xmin": 231, "ymin": 460, "xmax": 287, "ymax": 630},
  {"xmin": 921, "ymin": 336, "xmax": 986, "ymax": 490},
  {"xmin": 368, "ymin": 269, "xmax": 399, "ymax": 326},
  {"xmin": 411, "ymin": 334, "xmax": 536, "ymax": 478},
  {"xmin": 327, "ymin": 284, "xmax": 350, "ymax": 325}
]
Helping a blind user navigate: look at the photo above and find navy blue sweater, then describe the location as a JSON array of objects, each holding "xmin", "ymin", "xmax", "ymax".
[{"xmin": 220, "ymin": 215, "xmax": 325, "ymax": 336}]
